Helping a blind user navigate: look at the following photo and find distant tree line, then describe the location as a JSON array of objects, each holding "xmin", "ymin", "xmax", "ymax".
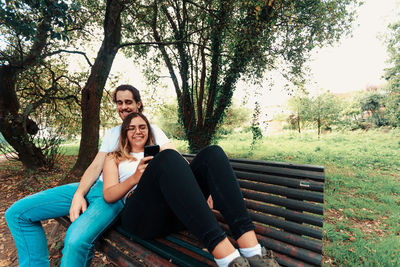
[{"xmin": 285, "ymin": 87, "xmax": 399, "ymax": 135}]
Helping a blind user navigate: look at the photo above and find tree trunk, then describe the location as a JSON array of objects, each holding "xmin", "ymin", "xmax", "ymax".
[
  {"xmin": 317, "ymin": 117, "xmax": 321, "ymax": 138},
  {"xmin": 297, "ymin": 114, "xmax": 301, "ymax": 134},
  {"xmin": 0, "ymin": 66, "xmax": 46, "ymax": 170},
  {"xmin": 67, "ymin": 0, "xmax": 123, "ymax": 180},
  {"xmin": 0, "ymin": 17, "xmax": 52, "ymax": 170},
  {"xmin": 187, "ymin": 129, "xmax": 213, "ymax": 153}
]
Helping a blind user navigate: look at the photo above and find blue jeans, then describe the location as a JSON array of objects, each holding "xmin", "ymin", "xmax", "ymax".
[{"xmin": 5, "ymin": 180, "xmax": 124, "ymax": 267}]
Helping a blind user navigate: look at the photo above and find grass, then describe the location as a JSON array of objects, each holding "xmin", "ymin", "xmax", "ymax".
[
  {"xmin": 59, "ymin": 129, "xmax": 400, "ymax": 266},
  {"xmin": 173, "ymin": 129, "xmax": 400, "ymax": 266},
  {"xmin": 60, "ymin": 140, "xmax": 80, "ymax": 155}
]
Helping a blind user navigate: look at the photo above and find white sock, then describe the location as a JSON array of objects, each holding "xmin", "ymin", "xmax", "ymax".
[
  {"xmin": 239, "ymin": 243, "xmax": 262, "ymax": 258},
  {"xmin": 214, "ymin": 249, "xmax": 241, "ymax": 267}
]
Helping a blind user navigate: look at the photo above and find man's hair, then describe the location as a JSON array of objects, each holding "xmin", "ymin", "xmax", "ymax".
[{"xmin": 112, "ymin": 84, "xmax": 144, "ymax": 113}]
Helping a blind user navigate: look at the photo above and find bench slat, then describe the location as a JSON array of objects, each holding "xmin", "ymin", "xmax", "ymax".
[
  {"xmin": 182, "ymin": 154, "xmax": 324, "ymax": 174},
  {"xmin": 253, "ymin": 224, "xmax": 322, "ymax": 253},
  {"xmin": 239, "ymin": 179, "xmax": 324, "ymax": 202},
  {"xmin": 274, "ymin": 251, "xmax": 316, "ymax": 267},
  {"xmin": 245, "ymin": 200, "xmax": 323, "ymax": 227},
  {"xmin": 249, "ymin": 211, "xmax": 322, "ymax": 240},
  {"xmin": 228, "ymin": 158, "xmax": 325, "ymax": 173},
  {"xmin": 157, "ymin": 237, "xmax": 216, "ymax": 266},
  {"xmin": 242, "ymin": 189, "xmax": 323, "ymax": 215},
  {"xmin": 257, "ymin": 234, "xmax": 321, "ymax": 266},
  {"xmin": 117, "ymin": 227, "xmax": 210, "ymax": 267},
  {"xmin": 214, "ymin": 214, "xmax": 322, "ymax": 253},
  {"xmin": 166, "ymin": 235, "xmax": 214, "ymax": 261},
  {"xmin": 216, "ymin": 222, "xmax": 321, "ymax": 267},
  {"xmin": 96, "ymin": 238, "xmax": 140, "ymax": 267},
  {"xmin": 104, "ymin": 230, "xmax": 174, "ymax": 266},
  {"xmin": 236, "ymin": 171, "xmax": 324, "ymax": 192},
  {"xmin": 230, "ymin": 162, "xmax": 325, "ymax": 182}
]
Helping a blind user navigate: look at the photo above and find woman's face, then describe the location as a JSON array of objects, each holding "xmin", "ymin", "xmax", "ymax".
[{"xmin": 126, "ymin": 116, "xmax": 149, "ymax": 152}]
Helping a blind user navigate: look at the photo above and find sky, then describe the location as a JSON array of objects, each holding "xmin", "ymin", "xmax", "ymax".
[
  {"xmin": 231, "ymin": 0, "xmax": 400, "ymax": 114},
  {"xmin": 308, "ymin": 0, "xmax": 399, "ymax": 94}
]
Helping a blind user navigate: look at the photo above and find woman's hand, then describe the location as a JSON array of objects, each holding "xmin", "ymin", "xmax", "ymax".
[
  {"xmin": 207, "ymin": 195, "xmax": 214, "ymax": 209},
  {"xmin": 132, "ymin": 156, "xmax": 153, "ymax": 183},
  {"xmin": 103, "ymin": 155, "xmax": 154, "ymax": 203}
]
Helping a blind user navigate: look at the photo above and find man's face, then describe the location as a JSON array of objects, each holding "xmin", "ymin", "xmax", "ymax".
[{"xmin": 115, "ymin": 90, "xmax": 141, "ymax": 120}]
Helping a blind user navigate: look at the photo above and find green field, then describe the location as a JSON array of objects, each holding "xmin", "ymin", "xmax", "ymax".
[
  {"xmin": 174, "ymin": 129, "xmax": 400, "ymax": 266},
  {"xmin": 60, "ymin": 129, "xmax": 400, "ymax": 266},
  {"xmin": 218, "ymin": 129, "xmax": 400, "ymax": 267}
]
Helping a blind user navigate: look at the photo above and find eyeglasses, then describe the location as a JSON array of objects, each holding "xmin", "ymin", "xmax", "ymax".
[{"xmin": 126, "ymin": 124, "xmax": 148, "ymax": 132}]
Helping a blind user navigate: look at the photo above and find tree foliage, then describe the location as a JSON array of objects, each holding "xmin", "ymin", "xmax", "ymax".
[
  {"xmin": 358, "ymin": 92, "xmax": 387, "ymax": 127},
  {"xmin": 156, "ymin": 100, "xmax": 251, "ymax": 140},
  {"xmin": 309, "ymin": 93, "xmax": 342, "ymax": 136},
  {"xmin": 287, "ymin": 92, "xmax": 341, "ymax": 135},
  {"xmin": 120, "ymin": 0, "xmax": 360, "ymax": 152},
  {"xmin": 383, "ymin": 18, "xmax": 400, "ymax": 127},
  {"xmin": 0, "ymin": 0, "xmax": 131, "ymax": 176},
  {"xmin": 0, "ymin": 0, "xmax": 83, "ymax": 170},
  {"xmin": 384, "ymin": 93, "xmax": 400, "ymax": 127},
  {"xmin": 384, "ymin": 20, "xmax": 400, "ymax": 94},
  {"xmin": 287, "ymin": 93, "xmax": 311, "ymax": 133}
]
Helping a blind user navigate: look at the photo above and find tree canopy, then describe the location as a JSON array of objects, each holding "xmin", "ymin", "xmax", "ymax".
[
  {"xmin": 0, "ymin": 0, "xmax": 83, "ymax": 170},
  {"xmin": 383, "ymin": 18, "xmax": 400, "ymax": 127},
  {"xmin": 121, "ymin": 0, "xmax": 360, "ymax": 152},
  {"xmin": 384, "ymin": 20, "xmax": 400, "ymax": 94},
  {"xmin": 0, "ymin": 0, "xmax": 363, "ymax": 171}
]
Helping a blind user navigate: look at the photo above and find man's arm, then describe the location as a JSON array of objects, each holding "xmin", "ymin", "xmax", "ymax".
[{"xmin": 69, "ymin": 151, "xmax": 107, "ymax": 222}]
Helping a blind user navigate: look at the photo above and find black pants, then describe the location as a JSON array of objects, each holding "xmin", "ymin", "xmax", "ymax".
[{"xmin": 120, "ymin": 145, "xmax": 255, "ymax": 252}]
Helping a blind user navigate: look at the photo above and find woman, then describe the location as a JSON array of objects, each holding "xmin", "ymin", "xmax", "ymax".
[{"xmin": 102, "ymin": 112, "xmax": 280, "ymax": 267}]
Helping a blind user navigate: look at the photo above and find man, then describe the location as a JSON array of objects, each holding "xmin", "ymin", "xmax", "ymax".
[{"xmin": 5, "ymin": 85, "xmax": 175, "ymax": 267}]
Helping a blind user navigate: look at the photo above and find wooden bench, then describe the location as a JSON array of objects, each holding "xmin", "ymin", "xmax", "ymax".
[{"xmin": 56, "ymin": 154, "xmax": 325, "ymax": 266}]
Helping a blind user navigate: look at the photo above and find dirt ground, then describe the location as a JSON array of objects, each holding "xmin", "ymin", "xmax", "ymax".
[{"xmin": 0, "ymin": 156, "xmax": 116, "ymax": 267}]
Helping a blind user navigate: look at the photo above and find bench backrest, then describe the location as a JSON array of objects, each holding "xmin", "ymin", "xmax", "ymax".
[{"xmin": 183, "ymin": 154, "xmax": 324, "ymax": 267}]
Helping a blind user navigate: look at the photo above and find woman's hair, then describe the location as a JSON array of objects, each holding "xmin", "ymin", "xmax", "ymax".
[
  {"xmin": 112, "ymin": 84, "xmax": 144, "ymax": 113},
  {"xmin": 111, "ymin": 112, "xmax": 155, "ymax": 163}
]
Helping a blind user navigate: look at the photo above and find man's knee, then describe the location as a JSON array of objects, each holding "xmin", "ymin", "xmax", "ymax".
[
  {"xmin": 5, "ymin": 203, "xmax": 18, "ymax": 225},
  {"xmin": 63, "ymin": 229, "xmax": 92, "ymax": 252},
  {"xmin": 5, "ymin": 200, "xmax": 27, "ymax": 225}
]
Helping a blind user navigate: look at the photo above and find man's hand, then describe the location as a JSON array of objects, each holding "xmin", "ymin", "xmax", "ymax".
[{"xmin": 69, "ymin": 193, "xmax": 88, "ymax": 222}]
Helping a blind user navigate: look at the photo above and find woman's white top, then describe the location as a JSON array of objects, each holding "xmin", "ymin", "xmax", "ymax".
[{"xmin": 117, "ymin": 152, "xmax": 144, "ymax": 202}]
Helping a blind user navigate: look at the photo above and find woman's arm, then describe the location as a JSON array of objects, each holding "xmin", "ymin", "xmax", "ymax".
[{"xmin": 103, "ymin": 155, "xmax": 153, "ymax": 203}]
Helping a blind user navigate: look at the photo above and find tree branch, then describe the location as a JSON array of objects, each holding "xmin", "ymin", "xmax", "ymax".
[
  {"xmin": 185, "ymin": 0, "xmax": 218, "ymax": 14},
  {"xmin": 44, "ymin": 50, "xmax": 93, "ymax": 67},
  {"xmin": 151, "ymin": 1, "xmax": 181, "ymax": 100},
  {"xmin": 205, "ymin": 0, "xmax": 230, "ymax": 122}
]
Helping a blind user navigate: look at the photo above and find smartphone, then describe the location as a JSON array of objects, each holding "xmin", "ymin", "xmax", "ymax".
[{"xmin": 144, "ymin": 145, "xmax": 160, "ymax": 163}]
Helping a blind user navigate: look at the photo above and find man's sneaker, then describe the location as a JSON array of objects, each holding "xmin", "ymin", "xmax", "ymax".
[
  {"xmin": 246, "ymin": 247, "xmax": 280, "ymax": 267},
  {"xmin": 228, "ymin": 256, "xmax": 251, "ymax": 267}
]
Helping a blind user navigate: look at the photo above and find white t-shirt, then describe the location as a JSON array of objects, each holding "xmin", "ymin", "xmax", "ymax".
[{"xmin": 98, "ymin": 124, "xmax": 169, "ymax": 182}]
